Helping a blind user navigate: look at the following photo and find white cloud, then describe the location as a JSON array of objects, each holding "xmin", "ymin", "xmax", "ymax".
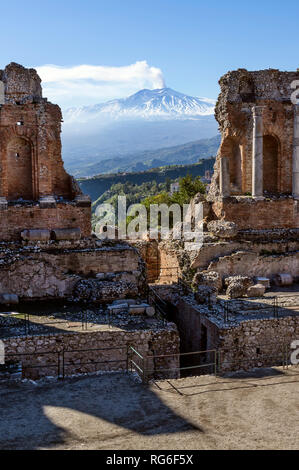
[{"xmin": 36, "ymin": 61, "xmax": 166, "ymax": 109}]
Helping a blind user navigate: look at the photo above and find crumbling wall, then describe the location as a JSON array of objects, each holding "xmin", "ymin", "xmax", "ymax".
[
  {"xmin": 0, "ymin": 241, "xmax": 146, "ymax": 300},
  {"xmin": 2, "ymin": 325, "xmax": 180, "ymax": 380},
  {"xmin": 219, "ymin": 316, "xmax": 299, "ymax": 372},
  {"xmin": 0, "ymin": 63, "xmax": 91, "ymax": 241},
  {"xmin": 206, "ymin": 250, "xmax": 299, "ymax": 282},
  {"xmin": 212, "ymin": 69, "xmax": 298, "ymax": 196},
  {"xmin": 207, "ymin": 68, "xmax": 299, "ymax": 231}
]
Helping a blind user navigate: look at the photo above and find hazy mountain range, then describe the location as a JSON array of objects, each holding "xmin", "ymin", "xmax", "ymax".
[
  {"xmin": 62, "ymin": 87, "xmax": 218, "ymax": 176},
  {"xmin": 70, "ymin": 135, "xmax": 220, "ymax": 177}
]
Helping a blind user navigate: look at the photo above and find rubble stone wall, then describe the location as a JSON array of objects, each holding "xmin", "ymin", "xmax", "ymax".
[
  {"xmin": 191, "ymin": 239, "xmax": 299, "ymax": 270},
  {"xmin": 206, "ymin": 250, "xmax": 299, "ymax": 281},
  {"xmin": 0, "ymin": 242, "xmax": 144, "ymax": 299},
  {"xmin": 2, "ymin": 325, "xmax": 180, "ymax": 380},
  {"xmin": 219, "ymin": 316, "xmax": 299, "ymax": 371}
]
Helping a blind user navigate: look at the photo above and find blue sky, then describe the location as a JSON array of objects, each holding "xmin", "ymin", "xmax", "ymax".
[{"xmin": 2, "ymin": 0, "xmax": 299, "ymax": 107}]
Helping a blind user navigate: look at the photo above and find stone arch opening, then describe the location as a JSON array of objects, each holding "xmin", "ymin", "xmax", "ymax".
[
  {"xmin": 7, "ymin": 136, "xmax": 33, "ymax": 200},
  {"xmin": 263, "ymin": 135, "xmax": 279, "ymax": 193},
  {"xmin": 221, "ymin": 137, "xmax": 243, "ymax": 194}
]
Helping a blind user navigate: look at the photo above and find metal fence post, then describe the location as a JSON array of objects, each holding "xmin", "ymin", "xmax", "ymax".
[
  {"xmin": 214, "ymin": 350, "xmax": 217, "ymax": 377},
  {"xmin": 218, "ymin": 349, "xmax": 221, "ymax": 375},
  {"xmin": 126, "ymin": 345, "xmax": 129, "ymax": 373},
  {"xmin": 62, "ymin": 349, "xmax": 65, "ymax": 379},
  {"xmin": 57, "ymin": 351, "xmax": 60, "ymax": 378},
  {"xmin": 143, "ymin": 355, "xmax": 148, "ymax": 384}
]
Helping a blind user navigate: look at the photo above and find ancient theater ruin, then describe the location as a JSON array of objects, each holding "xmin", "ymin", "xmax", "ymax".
[
  {"xmin": 0, "ymin": 63, "xmax": 179, "ymax": 381},
  {"xmin": 0, "ymin": 65, "xmax": 298, "ymax": 382},
  {"xmin": 133, "ymin": 69, "xmax": 299, "ymax": 373}
]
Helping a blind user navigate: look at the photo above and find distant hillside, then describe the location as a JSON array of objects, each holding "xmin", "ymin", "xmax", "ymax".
[
  {"xmin": 78, "ymin": 158, "xmax": 215, "ymax": 202},
  {"xmin": 70, "ymin": 135, "xmax": 220, "ymax": 177}
]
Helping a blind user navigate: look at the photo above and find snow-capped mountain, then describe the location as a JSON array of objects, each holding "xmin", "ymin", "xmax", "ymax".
[
  {"xmin": 63, "ymin": 88, "xmax": 215, "ymax": 123},
  {"xmin": 61, "ymin": 87, "xmax": 218, "ymax": 175}
]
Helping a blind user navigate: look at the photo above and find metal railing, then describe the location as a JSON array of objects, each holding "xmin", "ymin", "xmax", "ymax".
[
  {"xmin": 127, "ymin": 340, "xmax": 295, "ymax": 384},
  {"xmin": 1, "ymin": 340, "xmax": 296, "ymax": 383},
  {"xmin": 0, "ymin": 309, "xmax": 117, "ymax": 338},
  {"xmin": 221, "ymin": 295, "xmax": 280, "ymax": 322},
  {"xmin": 2, "ymin": 344, "xmax": 130, "ymax": 380}
]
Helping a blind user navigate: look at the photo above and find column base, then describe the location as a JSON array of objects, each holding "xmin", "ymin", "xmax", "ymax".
[
  {"xmin": 252, "ymin": 196, "xmax": 264, "ymax": 201},
  {"xmin": 0, "ymin": 197, "xmax": 8, "ymax": 210}
]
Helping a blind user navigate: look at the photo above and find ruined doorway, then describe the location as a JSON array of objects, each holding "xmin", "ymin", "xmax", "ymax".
[
  {"xmin": 263, "ymin": 135, "xmax": 279, "ymax": 193},
  {"xmin": 221, "ymin": 137, "xmax": 242, "ymax": 194},
  {"xmin": 7, "ymin": 137, "xmax": 33, "ymax": 200}
]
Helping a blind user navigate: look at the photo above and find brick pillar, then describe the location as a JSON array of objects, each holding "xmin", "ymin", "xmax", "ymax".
[
  {"xmin": 292, "ymin": 104, "xmax": 299, "ymax": 199},
  {"xmin": 252, "ymin": 106, "xmax": 264, "ymax": 199}
]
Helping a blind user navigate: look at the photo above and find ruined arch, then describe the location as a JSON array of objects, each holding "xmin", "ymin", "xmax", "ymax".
[
  {"xmin": 7, "ymin": 136, "xmax": 33, "ymax": 200},
  {"xmin": 221, "ymin": 137, "xmax": 243, "ymax": 194},
  {"xmin": 263, "ymin": 135, "xmax": 279, "ymax": 193}
]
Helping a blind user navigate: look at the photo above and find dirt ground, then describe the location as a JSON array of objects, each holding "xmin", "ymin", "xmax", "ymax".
[{"xmin": 0, "ymin": 367, "xmax": 298, "ymax": 450}]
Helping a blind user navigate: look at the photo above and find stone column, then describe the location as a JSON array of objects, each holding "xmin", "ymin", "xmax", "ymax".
[
  {"xmin": 292, "ymin": 104, "xmax": 299, "ymax": 199},
  {"xmin": 252, "ymin": 106, "xmax": 264, "ymax": 199},
  {"xmin": 219, "ymin": 156, "xmax": 230, "ymax": 197}
]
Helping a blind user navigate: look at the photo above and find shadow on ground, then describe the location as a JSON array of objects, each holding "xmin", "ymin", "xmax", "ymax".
[{"xmin": 0, "ymin": 372, "xmax": 201, "ymax": 450}]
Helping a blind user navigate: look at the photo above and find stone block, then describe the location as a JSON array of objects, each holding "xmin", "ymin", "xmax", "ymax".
[
  {"xmin": 0, "ymin": 293, "xmax": 19, "ymax": 305},
  {"xmin": 51, "ymin": 228, "xmax": 81, "ymax": 241},
  {"xmin": 254, "ymin": 277, "xmax": 270, "ymax": 288},
  {"xmin": 225, "ymin": 276, "xmax": 254, "ymax": 299},
  {"xmin": 247, "ymin": 284, "xmax": 266, "ymax": 297},
  {"xmin": 146, "ymin": 306, "xmax": 155, "ymax": 317},
  {"xmin": 207, "ymin": 220, "xmax": 238, "ymax": 238},
  {"xmin": 21, "ymin": 229, "xmax": 51, "ymax": 242},
  {"xmin": 129, "ymin": 305, "xmax": 146, "ymax": 315},
  {"xmin": 195, "ymin": 285, "xmax": 217, "ymax": 304}
]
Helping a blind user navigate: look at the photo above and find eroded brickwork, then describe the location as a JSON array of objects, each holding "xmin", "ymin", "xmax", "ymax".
[
  {"xmin": 208, "ymin": 68, "xmax": 299, "ymax": 230},
  {"xmin": 0, "ymin": 63, "xmax": 91, "ymax": 240}
]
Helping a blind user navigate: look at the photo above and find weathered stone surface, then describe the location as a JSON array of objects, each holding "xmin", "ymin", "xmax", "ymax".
[
  {"xmin": 2, "ymin": 324, "xmax": 180, "ymax": 380},
  {"xmin": 192, "ymin": 270, "xmax": 222, "ymax": 292},
  {"xmin": 73, "ymin": 279, "xmax": 139, "ymax": 303},
  {"xmin": 0, "ymin": 293, "xmax": 19, "ymax": 304},
  {"xmin": 195, "ymin": 285, "xmax": 217, "ymax": 304},
  {"xmin": 21, "ymin": 229, "xmax": 51, "ymax": 242},
  {"xmin": 207, "ymin": 220, "xmax": 238, "ymax": 238},
  {"xmin": 207, "ymin": 68, "xmax": 299, "ymax": 230},
  {"xmin": 0, "ymin": 240, "xmax": 146, "ymax": 300},
  {"xmin": 225, "ymin": 276, "xmax": 253, "ymax": 299},
  {"xmin": 146, "ymin": 306, "xmax": 155, "ymax": 317},
  {"xmin": 254, "ymin": 277, "xmax": 270, "ymax": 288},
  {"xmin": 247, "ymin": 283, "xmax": 266, "ymax": 297},
  {"xmin": 51, "ymin": 228, "xmax": 81, "ymax": 241}
]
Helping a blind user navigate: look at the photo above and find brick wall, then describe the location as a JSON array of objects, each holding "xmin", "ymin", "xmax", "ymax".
[
  {"xmin": 212, "ymin": 198, "xmax": 299, "ymax": 230},
  {"xmin": 0, "ymin": 202, "xmax": 91, "ymax": 240}
]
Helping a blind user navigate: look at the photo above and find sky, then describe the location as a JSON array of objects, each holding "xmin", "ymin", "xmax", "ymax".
[{"xmin": 2, "ymin": 0, "xmax": 299, "ymax": 108}]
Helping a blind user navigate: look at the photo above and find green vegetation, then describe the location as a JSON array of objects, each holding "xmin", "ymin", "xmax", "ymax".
[
  {"xmin": 92, "ymin": 173, "xmax": 207, "ymax": 230},
  {"xmin": 79, "ymin": 158, "xmax": 215, "ymax": 202}
]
